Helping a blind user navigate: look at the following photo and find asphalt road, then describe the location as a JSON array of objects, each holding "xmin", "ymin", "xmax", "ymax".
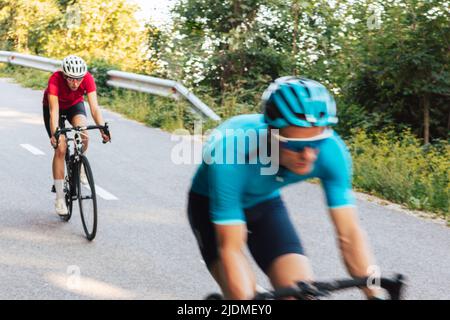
[{"xmin": 0, "ymin": 78, "xmax": 448, "ymax": 300}]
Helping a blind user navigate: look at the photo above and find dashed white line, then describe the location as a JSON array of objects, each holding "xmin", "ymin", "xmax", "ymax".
[
  {"xmin": 20, "ymin": 144, "xmax": 45, "ymax": 155},
  {"xmin": 85, "ymin": 184, "xmax": 118, "ymax": 201},
  {"xmin": 95, "ymin": 185, "xmax": 119, "ymax": 201}
]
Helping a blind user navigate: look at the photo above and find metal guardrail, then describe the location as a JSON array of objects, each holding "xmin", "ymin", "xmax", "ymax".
[
  {"xmin": 0, "ymin": 51, "xmax": 221, "ymax": 121},
  {"xmin": 0, "ymin": 51, "xmax": 61, "ymax": 72},
  {"xmin": 107, "ymin": 70, "xmax": 221, "ymax": 121}
]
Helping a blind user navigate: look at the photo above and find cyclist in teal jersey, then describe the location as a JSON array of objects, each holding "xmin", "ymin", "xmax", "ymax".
[{"xmin": 188, "ymin": 76, "xmax": 382, "ymax": 300}]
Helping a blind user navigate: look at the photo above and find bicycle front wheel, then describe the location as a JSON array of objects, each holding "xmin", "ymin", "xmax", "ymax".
[{"xmin": 77, "ymin": 155, "xmax": 98, "ymax": 241}]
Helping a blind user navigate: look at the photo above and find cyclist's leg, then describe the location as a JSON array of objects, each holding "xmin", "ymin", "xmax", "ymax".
[
  {"xmin": 267, "ymin": 254, "xmax": 313, "ymax": 289},
  {"xmin": 44, "ymin": 105, "xmax": 68, "ymax": 208},
  {"xmin": 43, "ymin": 105, "xmax": 67, "ymax": 180},
  {"xmin": 245, "ymin": 196, "xmax": 314, "ymax": 290},
  {"xmin": 68, "ymin": 102, "xmax": 88, "ymax": 153},
  {"xmin": 52, "ymin": 136, "xmax": 67, "ymax": 180}
]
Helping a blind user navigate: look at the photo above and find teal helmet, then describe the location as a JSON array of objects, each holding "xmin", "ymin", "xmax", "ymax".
[{"xmin": 262, "ymin": 76, "xmax": 338, "ymax": 128}]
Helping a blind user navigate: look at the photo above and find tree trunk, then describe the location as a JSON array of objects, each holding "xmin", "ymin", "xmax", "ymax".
[
  {"xmin": 423, "ymin": 94, "xmax": 430, "ymax": 144},
  {"xmin": 292, "ymin": 1, "xmax": 299, "ymax": 75},
  {"xmin": 447, "ymin": 108, "xmax": 450, "ymax": 139}
]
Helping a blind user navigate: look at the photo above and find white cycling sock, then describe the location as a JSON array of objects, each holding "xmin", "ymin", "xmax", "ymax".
[{"xmin": 54, "ymin": 180, "xmax": 65, "ymax": 200}]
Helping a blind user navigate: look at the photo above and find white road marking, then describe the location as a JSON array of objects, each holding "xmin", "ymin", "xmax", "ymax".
[
  {"xmin": 85, "ymin": 184, "xmax": 118, "ymax": 201},
  {"xmin": 20, "ymin": 144, "xmax": 45, "ymax": 156}
]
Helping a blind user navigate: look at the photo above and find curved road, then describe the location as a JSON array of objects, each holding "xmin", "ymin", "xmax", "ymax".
[{"xmin": 0, "ymin": 78, "xmax": 448, "ymax": 300}]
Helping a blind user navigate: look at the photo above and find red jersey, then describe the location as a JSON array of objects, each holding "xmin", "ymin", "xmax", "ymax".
[{"xmin": 43, "ymin": 71, "xmax": 96, "ymax": 110}]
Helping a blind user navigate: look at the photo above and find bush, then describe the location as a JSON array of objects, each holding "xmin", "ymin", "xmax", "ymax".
[
  {"xmin": 99, "ymin": 89, "xmax": 197, "ymax": 132},
  {"xmin": 88, "ymin": 59, "xmax": 119, "ymax": 98},
  {"xmin": 0, "ymin": 65, "xmax": 50, "ymax": 90},
  {"xmin": 348, "ymin": 128, "xmax": 449, "ymax": 219}
]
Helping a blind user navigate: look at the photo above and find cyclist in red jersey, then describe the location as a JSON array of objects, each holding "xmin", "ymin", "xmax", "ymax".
[{"xmin": 42, "ymin": 55, "xmax": 111, "ymax": 216}]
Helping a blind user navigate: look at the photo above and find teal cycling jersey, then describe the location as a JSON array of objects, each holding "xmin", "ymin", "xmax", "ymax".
[{"xmin": 190, "ymin": 114, "xmax": 355, "ymax": 225}]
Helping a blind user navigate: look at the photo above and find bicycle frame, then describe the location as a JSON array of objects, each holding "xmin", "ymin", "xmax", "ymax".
[
  {"xmin": 54, "ymin": 121, "xmax": 110, "ymax": 198},
  {"xmin": 57, "ymin": 118, "xmax": 94, "ymax": 199}
]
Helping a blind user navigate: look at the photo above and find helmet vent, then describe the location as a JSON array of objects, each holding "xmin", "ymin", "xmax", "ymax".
[{"xmin": 266, "ymin": 101, "xmax": 283, "ymax": 120}]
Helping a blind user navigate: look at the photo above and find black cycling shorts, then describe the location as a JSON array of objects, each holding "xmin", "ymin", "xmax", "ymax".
[
  {"xmin": 43, "ymin": 102, "xmax": 87, "ymax": 138},
  {"xmin": 187, "ymin": 191, "xmax": 305, "ymax": 273}
]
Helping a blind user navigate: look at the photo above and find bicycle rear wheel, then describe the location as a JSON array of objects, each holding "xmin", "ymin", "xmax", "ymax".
[{"xmin": 77, "ymin": 155, "xmax": 97, "ymax": 241}]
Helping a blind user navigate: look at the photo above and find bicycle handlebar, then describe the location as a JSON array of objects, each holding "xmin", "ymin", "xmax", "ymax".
[
  {"xmin": 53, "ymin": 123, "xmax": 111, "ymax": 148},
  {"xmin": 253, "ymin": 274, "xmax": 405, "ymax": 300}
]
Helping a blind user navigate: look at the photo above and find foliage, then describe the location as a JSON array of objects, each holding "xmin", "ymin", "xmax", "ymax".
[
  {"xmin": 167, "ymin": 0, "xmax": 449, "ymax": 141},
  {"xmin": 0, "ymin": 0, "xmax": 158, "ymax": 74},
  {"xmin": 88, "ymin": 59, "xmax": 119, "ymax": 97},
  {"xmin": 0, "ymin": 0, "xmax": 61, "ymax": 54},
  {"xmin": 342, "ymin": 0, "xmax": 450, "ymax": 142},
  {"xmin": 349, "ymin": 128, "xmax": 449, "ymax": 217},
  {"xmin": 0, "ymin": 64, "xmax": 49, "ymax": 89}
]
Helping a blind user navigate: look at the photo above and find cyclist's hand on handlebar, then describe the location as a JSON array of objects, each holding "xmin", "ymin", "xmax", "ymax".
[
  {"xmin": 51, "ymin": 128, "xmax": 61, "ymax": 148},
  {"xmin": 50, "ymin": 136, "xmax": 57, "ymax": 148},
  {"xmin": 366, "ymin": 288, "xmax": 385, "ymax": 300},
  {"xmin": 52, "ymin": 128, "xmax": 63, "ymax": 149},
  {"xmin": 101, "ymin": 122, "xmax": 111, "ymax": 143},
  {"xmin": 100, "ymin": 126, "xmax": 111, "ymax": 144}
]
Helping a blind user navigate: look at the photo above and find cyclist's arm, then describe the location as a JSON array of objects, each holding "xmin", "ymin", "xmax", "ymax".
[
  {"xmin": 86, "ymin": 91, "xmax": 105, "ymax": 126},
  {"xmin": 48, "ymin": 94, "xmax": 59, "ymax": 136},
  {"xmin": 206, "ymin": 142, "xmax": 256, "ymax": 299},
  {"xmin": 86, "ymin": 91, "xmax": 110, "ymax": 141},
  {"xmin": 214, "ymin": 223, "xmax": 256, "ymax": 300},
  {"xmin": 321, "ymin": 137, "xmax": 382, "ymax": 298},
  {"xmin": 329, "ymin": 207, "xmax": 380, "ymax": 298}
]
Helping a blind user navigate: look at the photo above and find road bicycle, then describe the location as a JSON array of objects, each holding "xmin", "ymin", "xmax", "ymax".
[{"xmin": 53, "ymin": 115, "xmax": 110, "ymax": 241}]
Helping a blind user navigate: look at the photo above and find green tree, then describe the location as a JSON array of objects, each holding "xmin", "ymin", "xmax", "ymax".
[
  {"xmin": 170, "ymin": 0, "xmax": 291, "ymax": 90},
  {"xmin": 44, "ymin": 0, "xmax": 156, "ymax": 73},
  {"xmin": 342, "ymin": 0, "xmax": 450, "ymax": 142},
  {"xmin": 0, "ymin": 0, "xmax": 60, "ymax": 54}
]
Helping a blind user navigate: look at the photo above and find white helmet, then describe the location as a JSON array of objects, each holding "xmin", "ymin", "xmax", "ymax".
[{"xmin": 62, "ymin": 55, "xmax": 87, "ymax": 78}]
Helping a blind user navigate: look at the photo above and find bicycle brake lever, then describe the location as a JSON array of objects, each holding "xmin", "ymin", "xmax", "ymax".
[
  {"xmin": 384, "ymin": 274, "xmax": 405, "ymax": 300},
  {"xmin": 102, "ymin": 122, "xmax": 111, "ymax": 144},
  {"xmin": 53, "ymin": 128, "xmax": 61, "ymax": 149}
]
